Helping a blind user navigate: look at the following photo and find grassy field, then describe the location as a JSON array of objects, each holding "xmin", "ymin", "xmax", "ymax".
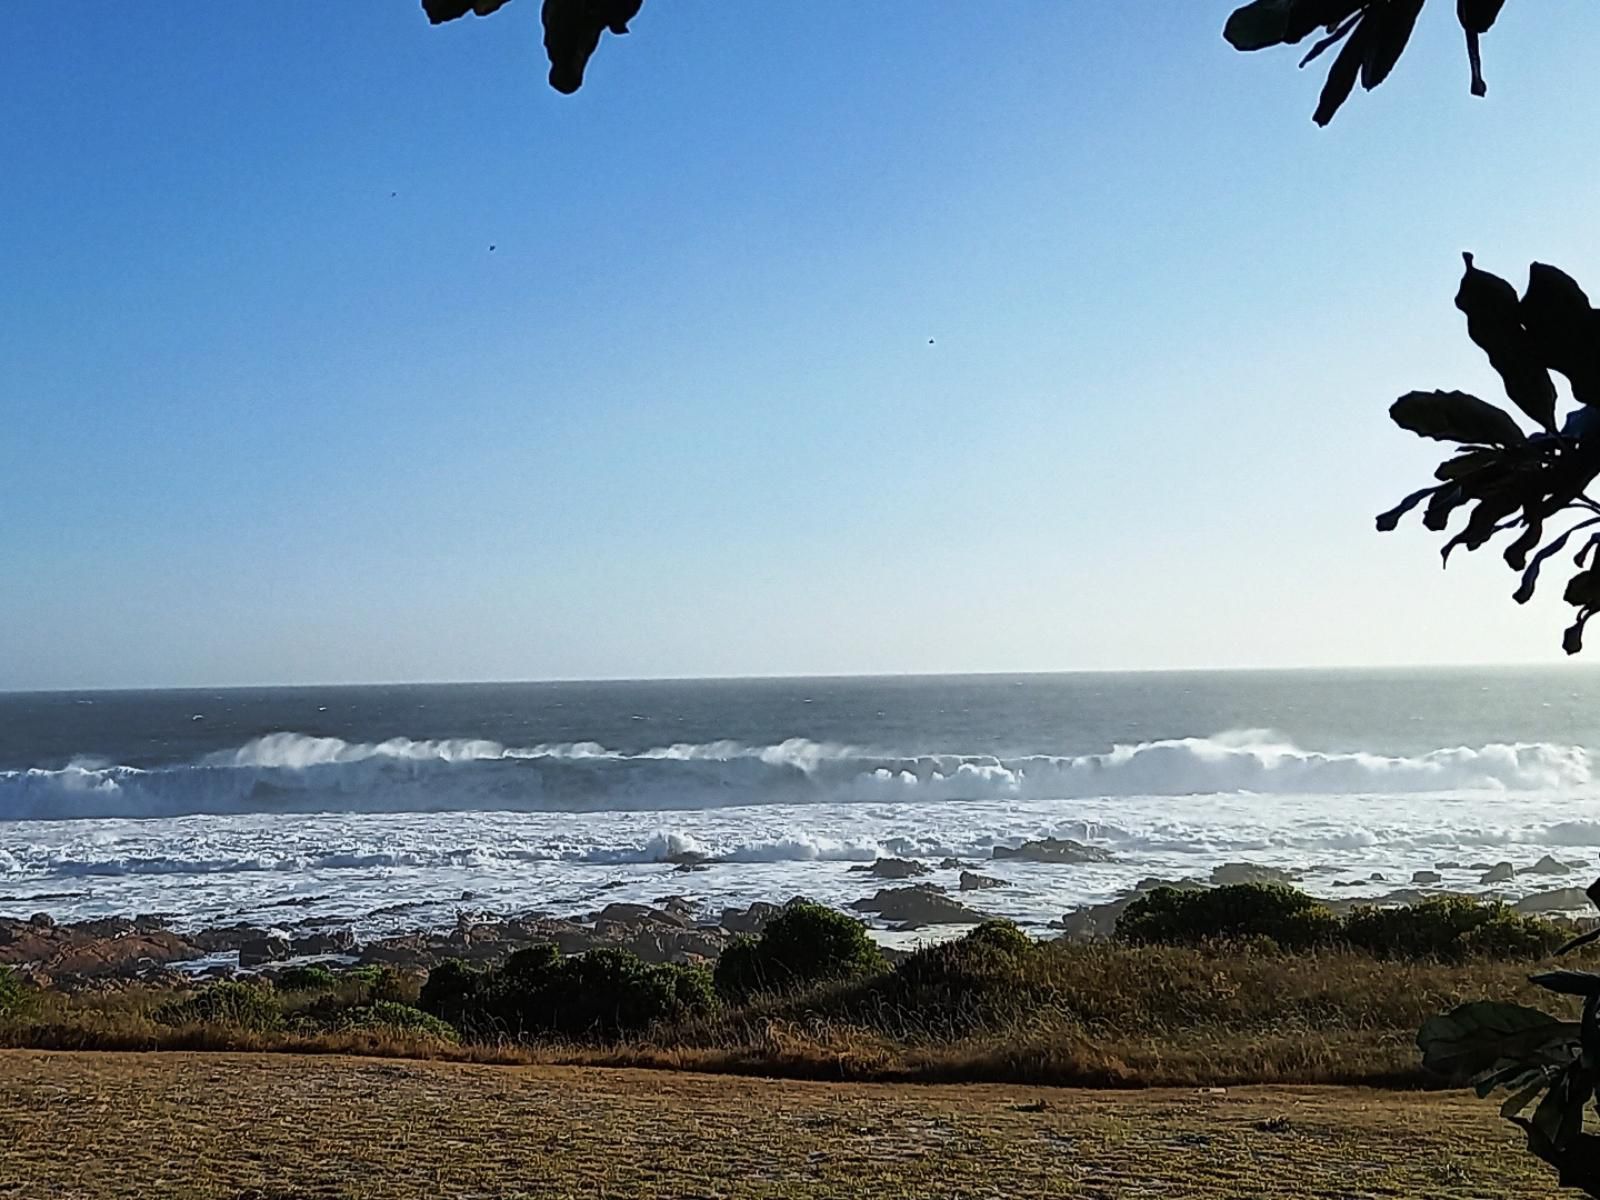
[{"xmin": 0, "ymin": 1050, "xmax": 1559, "ymax": 1199}]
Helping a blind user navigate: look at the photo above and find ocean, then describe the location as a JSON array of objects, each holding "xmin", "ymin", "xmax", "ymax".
[{"xmin": 2, "ymin": 668, "xmax": 1598, "ymax": 939}]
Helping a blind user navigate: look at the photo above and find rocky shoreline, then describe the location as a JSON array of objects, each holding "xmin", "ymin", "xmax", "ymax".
[{"xmin": 4, "ymin": 841, "xmax": 1595, "ymax": 991}]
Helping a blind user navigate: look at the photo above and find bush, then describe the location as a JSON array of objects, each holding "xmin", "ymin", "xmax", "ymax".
[
  {"xmin": 714, "ymin": 902, "xmax": 885, "ymax": 1000},
  {"xmin": 0, "ymin": 967, "xmax": 32, "ymax": 1020},
  {"xmin": 420, "ymin": 945, "xmax": 716, "ymax": 1042},
  {"xmin": 274, "ymin": 964, "xmax": 337, "ymax": 992},
  {"xmin": 365, "ymin": 966, "xmax": 415, "ymax": 1006},
  {"xmin": 154, "ymin": 982, "xmax": 281, "ymax": 1032},
  {"xmin": 1344, "ymin": 896, "xmax": 1565, "ymax": 962},
  {"xmin": 344, "ymin": 1001, "xmax": 459, "ymax": 1042},
  {"xmin": 1117, "ymin": 884, "xmax": 1342, "ymax": 951}
]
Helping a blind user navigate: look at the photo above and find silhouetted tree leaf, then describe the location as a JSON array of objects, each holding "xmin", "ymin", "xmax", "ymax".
[
  {"xmin": 1456, "ymin": 254, "xmax": 1558, "ymax": 432},
  {"xmin": 1532, "ymin": 972, "xmax": 1600, "ymax": 998},
  {"xmin": 543, "ymin": 0, "xmax": 643, "ymax": 95},
  {"xmin": 1313, "ymin": 17, "xmax": 1369, "ymax": 125},
  {"xmin": 422, "ymin": 0, "xmax": 512, "ymax": 22},
  {"xmin": 1390, "ymin": 390, "xmax": 1525, "ymax": 445},
  {"xmin": 1362, "ymin": 0, "xmax": 1426, "ymax": 89},
  {"xmin": 1523, "ymin": 264, "xmax": 1600, "ymax": 408},
  {"xmin": 1376, "ymin": 485, "xmax": 1439, "ymax": 531}
]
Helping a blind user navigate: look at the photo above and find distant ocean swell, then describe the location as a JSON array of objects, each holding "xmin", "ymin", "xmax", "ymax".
[{"xmin": 0, "ymin": 729, "xmax": 1591, "ymax": 823}]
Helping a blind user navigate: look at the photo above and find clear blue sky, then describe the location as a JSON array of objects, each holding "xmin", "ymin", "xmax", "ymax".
[{"xmin": 4, "ymin": 2, "xmax": 1599, "ymax": 689}]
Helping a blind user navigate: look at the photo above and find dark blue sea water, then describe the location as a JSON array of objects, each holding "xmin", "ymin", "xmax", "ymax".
[{"xmin": 2, "ymin": 668, "xmax": 1598, "ymax": 936}]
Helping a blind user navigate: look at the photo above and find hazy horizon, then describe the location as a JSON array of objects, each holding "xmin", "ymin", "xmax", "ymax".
[{"xmin": 6, "ymin": 4, "xmax": 1600, "ymax": 691}]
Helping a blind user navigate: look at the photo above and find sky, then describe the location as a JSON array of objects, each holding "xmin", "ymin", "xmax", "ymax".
[{"xmin": 4, "ymin": 2, "xmax": 1600, "ymax": 690}]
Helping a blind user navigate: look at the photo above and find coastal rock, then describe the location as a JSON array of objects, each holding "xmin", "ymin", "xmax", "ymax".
[
  {"xmin": 993, "ymin": 838, "xmax": 1112, "ymax": 865},
  {"xmin": 1522, "ymin": 855, "xmax": 1579, "ymax": 876},
  {"xmin": 937, "ymin": 858, "xmax": 970, "ymax": 871},
  {"xmin": 1210, "ymin": 863, "xmax": 1299, "ymax": 887},
  {"xmin": 958, "ymin": 871, "xmax": 1010, "ymax": 891},
  {"xmin": 1434, "ymin": 861, "xmax": 1463, "ymax": 870},
  {"xmin": 850, "ymin": 858, "xmax": 931, "ymax": 880},
  {"xmin": 1479, "ymin": 862, "xmax": 1516, "ymax": 885},
  {"xmin": 1052, "ymin": 878, "xmax": 1199, "ymax": 941},
  {"xmin": 0, "ymin": 916, "xmax": 205, "ymax": 978},
  {"xmin": 289, "ymin": 930, "xmax": 356, "ymax": 958},
  {"xmin": 719, "ymin": 902, "xmax": 782, "ymax": 936},
  {"xmin": 851, "ymin": 885, "xmax": 984, "ymax": 927},
  {"xmin": 238, "ymin": 935, "xmax": 291, "ymax": 968},
  {"xmin": 1411, "ymin": 870, "xmax": 1442, "ymax": 886},
  {"xmin": 1515, "ymin": 887, "xmax": 1593, "ymax": 915}
]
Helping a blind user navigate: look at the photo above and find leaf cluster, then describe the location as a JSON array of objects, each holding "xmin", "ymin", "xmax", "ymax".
[
  {"xmin": 1225, "ymin": 0, "xmax": 1511, "ymax": 124},
  {"xmin": 1379, "ymin": 256, "xmax": 1600, "ymax": 653}
]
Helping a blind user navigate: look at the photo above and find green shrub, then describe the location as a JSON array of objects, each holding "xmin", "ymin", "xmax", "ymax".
[
  {"xmin": 1117, "ymin": 884, "xmax": 1341, "ymax": 951},
  {"xmin": 714, "ymin": 902, "xmax": 885, "ymax": 1000},
  {"xmin": 344, "ymin": 1001, "xmax": 459, "ymax": 1042},
  {"xmin": 365, "ymin": 966, "xmax": 415, "ymax": 1005},
  {"xmin": 420, "ymin": 945, "xmax": 715, "ymax": 1042},
  {"xmin": 0, "ymin": 967, "xmax": 32, "ymax": 1020},
  {"xmin": 154, "ymin": 982, "xmax": 281, "ymax": 1032},
  {"xmin": 274, "ymin": 964, "xmax": 337, "ymax": 992},
  {"xmin": 1344, "ymin": 896, "xmax": 1564, "ymax": 962}
]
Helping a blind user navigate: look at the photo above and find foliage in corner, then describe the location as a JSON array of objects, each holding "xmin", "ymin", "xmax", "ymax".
[
  {"xmin": 1224, "ymin": 0, "xmax": 1511, "ymax": 124},
  {"xmin": 422, "ymin": 0, "xmax": 643, "ymax": 94},
  {"xmin": 1378, "ymin": 255, "xmax": 1600, "ymax": 654},
  {"xmin": 1418, "ymin": 878, "xmax": 1600, "ymax": 1196}
]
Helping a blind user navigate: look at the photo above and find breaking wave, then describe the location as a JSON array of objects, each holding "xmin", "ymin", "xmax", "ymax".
[{"xmin": 1, "ymin": 729, "xmax": 1591, "ymax": 822}]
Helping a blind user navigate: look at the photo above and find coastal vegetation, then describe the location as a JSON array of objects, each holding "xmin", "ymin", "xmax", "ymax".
[{"xmin": 3, "ymin": 892, "xmax": 1592, "ymax": 1092}]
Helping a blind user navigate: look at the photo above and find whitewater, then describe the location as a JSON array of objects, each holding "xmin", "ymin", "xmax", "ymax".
[{"xmin": 3, "ymin": 670, "xmax": 1599, "ymax": 934}]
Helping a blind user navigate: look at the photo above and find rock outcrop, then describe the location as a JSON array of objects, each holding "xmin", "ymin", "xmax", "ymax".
[
  {"xmin": 850, "ymin": 885, "xmax": 985, "ymax": 927},
  {"xmin": 993, "ymin": 838, "xmax": 1112, "ymax": 865}
]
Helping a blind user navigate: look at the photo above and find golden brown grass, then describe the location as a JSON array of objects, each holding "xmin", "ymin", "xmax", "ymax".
[
  {"xmin": 0, "ymin": 1050, "xmax": 1560, "ymax": 1199},
  {"xmin": 2, "ymin": 942, "xmax": 1572, "ymax": 1089}
]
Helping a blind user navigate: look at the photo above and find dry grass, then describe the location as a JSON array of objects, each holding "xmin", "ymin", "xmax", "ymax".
[
  {"xmin": 2, "ymin": 942, "xmax": 1573, "ymax": 1089},
  {"xmin": 0, "ymin": 1049, "xmax": 1560, "ymax": 1199}
]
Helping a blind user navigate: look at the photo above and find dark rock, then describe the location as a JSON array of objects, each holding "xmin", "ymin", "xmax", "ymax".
[
  {"xmin": 1412, "ymin": 870, "xmax": 1442, "ymax": 886},
  {"xmin": 289, "ymin": 930, "xmax": 356, "ymax": 958},
  {"xmin": 849, "ymin": 858, "xmax": 931, "ymax": 880},
  {"xmin": 1053, "ymin": 878, "xmax": 1199, "ymax": 940},
  {"xmin": 1434, "ymin": 861, "xmax": 1463, "ymax": 870},
  {"xmin": 1523, "ymin": 855, "xmax": 1578, "ymax": 876},
  {"xmin": 27, "ymin": 913, "xmax": 53, "ymax": 929},
  {"xmin": 1515, "ymin": 887, "xmax": 1592, "ymax": 915},
  {"xmin": 937, "ymin": 858, "xmax": 969, "ymax": 871},
  {"xmin": 993, "ymin": 838, "xmax": 1112, "ymax": 865},
  {"xmin": 1210, "ymin": 863, "xmax": 1300, "ymax": 886},
  {"xmin": 719, "ymin": 901, "xmax": 782, "ymax": 936},
  {"xmin": 850, "ymin": 885, "xmax": 984, "ymax": 927},
  {"xmin": 1369, "ymin": 873, "xmax": 1386, "ymax": 882},
  {"xmin": 238, "ymin": 935, "xmax": 292, "ymax": 968},
  {"xmin": 1479, "ymin": 862, "xmax": 1516, "ymax": 885},
  {"xmin": 958, "ymin": 871, "xmax": 1010, "ymax": 891}
]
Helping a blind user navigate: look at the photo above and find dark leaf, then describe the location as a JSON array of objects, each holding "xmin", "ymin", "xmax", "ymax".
[
  {"xmin": 1313, "ymin": 18, "xmax": 1368, "ymax": 125},
  {"xmin": 422, "ymin": 0, "xmax": 512, "ymax": 23},
  {"xmin": 542, "ymin": 0, "xmax": 642, "ymax": 94},
  {"xmin": 1391, "ymin": 390, "xmax": 1525, "ymax": 446},
  {"xmin": 1456, "ymin": 254, "xmax": 1559, "ymax": 432},
  {"xmin": 1565, "ymin": 612, "xmax": 1593, "ymax": 656},
  {"xmin": 1523, "ymin": 263, "xmax": 1600, "ymax": 408},
  {"xmin": 1362, "ymin": 0, "xmax": 1424, "ymax": 90},
  {"xmin": 1422, "ymin": 484, "xmax": 1468, "ymax": 531},
  {"xmin": 1514, "ymin": 523, "xmax": 1598, "ymax": 605},
  {"xmin": 1417, "ymin": 1001, "xmax": 1580, "ymax": 1082},
  {"xmin": 1557, "ymin": 927, "xmax": 1600, "ymax": 957},
  {"xmin": 1503, "ymin": 1073, "xmax": 1555, "ymax": 1119},
  {"xmin": 1532, "ymin": 1065, "xmax": 1593, "ymax": 1152},
  {"xmin": 1435, "ymin": 447, "xmax": 1505, "ymax": 482},
  {"xmin": 1505, "ymin": 515, "xmax": 1544, "ymax": 570},
  {"xmin": 1457, "ymin": 0, "xmax": 1508, "ymax": 35},
  {"xmin": 1224, "ymin": 0, "xmax": 1300, "ymax": 50},
  {"xmin": 1300, "ymin": 12, "xmax": 1362, "ymax": 66},
  {"xmin": 1376, "ymin": 486, "xmax": 1438, "ymax": 532},
  {"xmin": 1531, "ymin": 972, "xmax": 1600, "ymax": 998},
  {"xmin": 1564, "ymin": 571, "xmax": 1600, "ymax": 609}
]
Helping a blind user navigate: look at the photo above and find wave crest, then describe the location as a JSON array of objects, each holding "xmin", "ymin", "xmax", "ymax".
[{"xmin": 1, "ymin": 729, "xmax": 1590, "ymax": 822}]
